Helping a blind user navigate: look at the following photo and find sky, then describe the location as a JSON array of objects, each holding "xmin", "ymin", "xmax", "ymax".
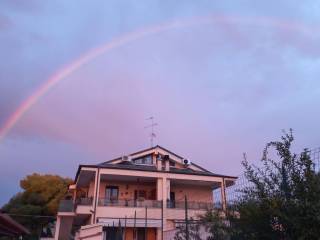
[{"xmin": 1, "ymin": 0, "xmax": 320, "ymax": 206}]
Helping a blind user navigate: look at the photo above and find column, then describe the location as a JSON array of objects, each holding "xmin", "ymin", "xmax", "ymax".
[
  {"xmin": 72, "ymin": 188, "xmax": 76, "ymax": 203},
  {"xmin": 152, "ymin": 152, "xmax": 157, "ymax": 165},
  {"xmin": 220, "ymin": 178, "xmax": 227, "ymax": 211},
  {"xmin": 157, "ymin": 178, "xmax": 163, "ymax": 201},
  {"xmin": 156, "ymin": 178, "xmax": 164, "ymax": 240},
  {"xmin": 94, "ymin": 170, "xmax": 101, "ymax": 224},
  {"xmin": 165, "ymin": 160, "xmax": 170, "ymax": 171},
  {"xmin": 91, "ymin": 169, "xmax": 101, "ymax": 224},
  {"xmin": 162, "ymin": 178, "xmax": 167, "ymax": 208},
  {"xmin": 157, "ymin": 158, "xmax": 162, "ymax": 171},
  {"xmin": 156, "ymin": 229, "xmax": 162, "ymax": 240},
  {"xmin": 54, "ymin": 216, "xmax": 61, "ymax": 240},
  {"xmin": 166, "ymin": 179, "xmax": 170, "ymax": 200},
  {"xmin": 54, "ymin": 216, "xmax": 73, "ymax": 240}
]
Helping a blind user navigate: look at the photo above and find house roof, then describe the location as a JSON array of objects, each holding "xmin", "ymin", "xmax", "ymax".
[
  {"xmin": 100, "ymin": 145, "xmax": 180, "ymax": 164},
  {"xmin": 75, "ymin": 145, "xmax": 237, "ymax": 181},
  {"xmin": 77, "ymin": 163, "xmax": 237, "ymax": 179},
  {"xmin": 0, "ymin": 213, "xmax": 30, "ymax": 237},
  {"xmin": 100, "ymin": 145, "xmax": 214, "ymax": 173}
]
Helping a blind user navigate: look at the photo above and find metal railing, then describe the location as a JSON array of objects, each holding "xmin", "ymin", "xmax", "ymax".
[
  {"xmin": 75, "ymin": 197, "xmax": 93, "ymax": 206},
  {"xmin": 58, "ymin": 199, "xmax": 74, "ymax": 212},
  {"xmin": 98, "ymin": 199, "xmax": 162, "ymax": 208},
  {"xmin": 167, "ymin": 200, "xmax": 216, "ymax": 210}
]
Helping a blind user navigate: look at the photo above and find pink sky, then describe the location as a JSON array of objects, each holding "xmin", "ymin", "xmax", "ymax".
[{"xmin": 1, "ymin": 0, "xmax": 320, "ymax": 206}]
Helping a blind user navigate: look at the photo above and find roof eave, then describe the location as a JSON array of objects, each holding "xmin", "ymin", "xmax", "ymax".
[{"xmin": 75, "ymin": 164, "xmax": 237, "ymax": 179}]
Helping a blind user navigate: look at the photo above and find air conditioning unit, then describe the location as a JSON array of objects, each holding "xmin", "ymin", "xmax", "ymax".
[
  {"xmin": 182, "ymin": 158, "xmax": 191, "ymax": 165},
  {"xmin": 122, "ymin": 155, "xmax": 131, "ymax": 161}
]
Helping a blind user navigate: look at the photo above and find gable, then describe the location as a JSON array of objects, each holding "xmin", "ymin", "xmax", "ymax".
[{"xmin": 101, "ymin": 145, "xmax": 210, "ymax": 174}]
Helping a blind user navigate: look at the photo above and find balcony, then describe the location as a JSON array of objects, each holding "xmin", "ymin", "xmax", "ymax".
[
  {"xmin": 98, "ymin": 199, "xmax": 162, "ymax": 208},
  {"xmin": 58, "ymin": 198, "xmax": 94, "ymax": 216},
  {"xmin": 58, "ymin": 199, "xmax": 75, "ymax": 212},
  {"xmin": 96, "ymin": 199, "xmax": 162, "ymax": 219},
  {"xmin": 75, "ymin": 197, "xmax": 93, "ymax": 206},
  {"xmin": 167, "ymin": 200, "xmax": 216, "ymax": 210}
]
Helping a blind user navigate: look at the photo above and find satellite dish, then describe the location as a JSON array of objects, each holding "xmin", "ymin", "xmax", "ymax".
[{"xmin": 182, "ymin": 159, "xmax": 191, "ymax": 165}]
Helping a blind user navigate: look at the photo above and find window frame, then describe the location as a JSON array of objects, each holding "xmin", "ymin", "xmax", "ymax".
[
  {"xmin": 132, "ymin": 154, "xmax": 153, "ymax": 166},
  {"xmin": 105, "ymin": 186, "xmax": 119, "ymax": 201}
]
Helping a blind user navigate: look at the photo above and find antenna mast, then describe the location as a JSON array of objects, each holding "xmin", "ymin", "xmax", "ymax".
[{"xmin": 144, "ymin": 117, "xmax": 158, "ymax": 147}]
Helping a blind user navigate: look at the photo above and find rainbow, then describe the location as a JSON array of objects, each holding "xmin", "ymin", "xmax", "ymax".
[{"xmin": 0, "ymin": 15, "xmax": 313, "ymax": 139}]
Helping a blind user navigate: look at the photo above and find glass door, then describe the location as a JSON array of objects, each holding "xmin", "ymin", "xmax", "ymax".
[{"xmin": 105, "ymin": 186, "xmax": 119, "ymax": 204}]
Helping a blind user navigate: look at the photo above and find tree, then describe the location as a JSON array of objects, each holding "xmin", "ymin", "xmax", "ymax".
[
  {"xmin": 238, "ymin": 129, "xmax": 320, "ymax": 239},
  {"xmin": 2, "ymin": 173, "xmax": 72, "ymax": 239},
  {"xmin": 202, "ymin": 130, "xmax": 320, "ymax": 240},
  {"xmin": 174, "ymin": 218, "xmax": 202, "ymax": 240},
  {"xmin": 200, "ymin": 210, "xmax": 230, "ymax": 240}
]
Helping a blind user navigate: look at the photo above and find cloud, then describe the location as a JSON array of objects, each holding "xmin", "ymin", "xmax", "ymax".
[
  {"xmin": 0, "ymin": 135, "xmax": 92, "ymax": 206},
  {"xmin": 1, "ymin": 0, "xmax": 320, "ymax": 205},
  {"xmin": 0, "ymin": 14, "xmax": 13, "ymax": 29},
  {"xmin": 9, "ymin": 17, "xmax": 320, "ymax": 165}
]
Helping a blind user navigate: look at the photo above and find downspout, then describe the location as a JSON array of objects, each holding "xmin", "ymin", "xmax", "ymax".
[{"xmin": 93, "ymin": 167, "xmax": 100, "ymax": 224}]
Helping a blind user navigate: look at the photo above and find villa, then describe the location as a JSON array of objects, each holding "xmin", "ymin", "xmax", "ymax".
[{"xmin": 54, "ymin": 145, "xmax": 237, "ymax": 240}]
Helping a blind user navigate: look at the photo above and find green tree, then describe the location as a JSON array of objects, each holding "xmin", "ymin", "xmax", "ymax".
[
  {"xmin": 200, "ymin": 210, "xmax": 230, "ymax": 240},
  {"xmin": 202, "ymin": 130, "xmax": 320, "ymax": 240},
  {"xmin": 2, "ymin": 173, "xmax": 72, "ymax": 239},
  {"xmin": 174, "ymin": 218, "xmax": 202, "ymax": 240}
]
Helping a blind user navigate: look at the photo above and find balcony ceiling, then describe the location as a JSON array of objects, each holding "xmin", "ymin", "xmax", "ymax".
[
  {"xmin": 170, "ymin": 179, "xmax": 217, "ymax": 188},
  {"xmin": 100, "ymin": 174, "xmax": 156, "ymax": 183},
  {"xmin": 77, "ymin": 170, "xmax": 95, "ymax": 187}
]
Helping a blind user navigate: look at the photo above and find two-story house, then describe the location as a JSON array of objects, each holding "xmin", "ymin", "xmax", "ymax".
[{"xmin": 54, "ymin": 145, "xmax": 236, "ymax": 240}]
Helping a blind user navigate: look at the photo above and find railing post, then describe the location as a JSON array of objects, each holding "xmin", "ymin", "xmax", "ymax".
[
  {"xmin": 134, "ymin": 210, "xmax": 137, "ymax": 240},
  {"xmin": 161, "ymin": 200, "xmax": 163, "ymax": 240},
  {"xmin": 145, "ymin": 206, "xmax": 148, "ymax": 240}
]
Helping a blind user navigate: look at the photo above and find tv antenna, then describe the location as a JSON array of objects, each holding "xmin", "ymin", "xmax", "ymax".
[{"xmin": 144, "ymin": 117, "xmax": 158, "ymax": 147}]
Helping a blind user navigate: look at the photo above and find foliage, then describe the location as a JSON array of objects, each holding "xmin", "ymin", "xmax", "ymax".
[
  {"xmin": 200, "ymin": 210, "xmax": 230, "ymax": 240},
  {"xmin": 202, "ymin": 130, "xmax": 320, "ymax": 240},
  {"xmin": 174, "ymin": 218, "xmax": 202, "ymax": 240},
  {"xmin": 1, "ymin": 173, "xmax": 72, "ymax": 239}
]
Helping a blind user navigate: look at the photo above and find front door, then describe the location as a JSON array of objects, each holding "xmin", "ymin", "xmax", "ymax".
[{"xmin": 137, "ymin": 228, "xmax": 145, "ymax": 240}]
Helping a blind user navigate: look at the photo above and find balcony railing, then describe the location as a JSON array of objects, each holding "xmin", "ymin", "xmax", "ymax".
[
  {"xmin": 75, "ymin": 197, "xmax": 93, "ymax": 206},
  {"xmin": 59, "ymin": 198, "xmax": 219, "ymax": 212},
  {"xmin": 167, "ymin": 200, "xmax": 216, "ymax": 210},
  {"xmin": 98, "ymin": 199, "xmax": 162, "ymax": 208},
  {"xmin": 58, "ymin": 199, "xmax": 74, "ymax": 212}
]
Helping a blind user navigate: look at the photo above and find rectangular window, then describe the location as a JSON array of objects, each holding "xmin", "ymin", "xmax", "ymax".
[
  {"xmin": 134, "ymin": 190, "xmax": 147, "ymax": 200},
  {"xmin": 105, "ymin": 186, "xmax": 119, "ymax": 201},
  {"xmin": 133, "ymin": 155, "xmax": 153, "ymax": 165}
]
